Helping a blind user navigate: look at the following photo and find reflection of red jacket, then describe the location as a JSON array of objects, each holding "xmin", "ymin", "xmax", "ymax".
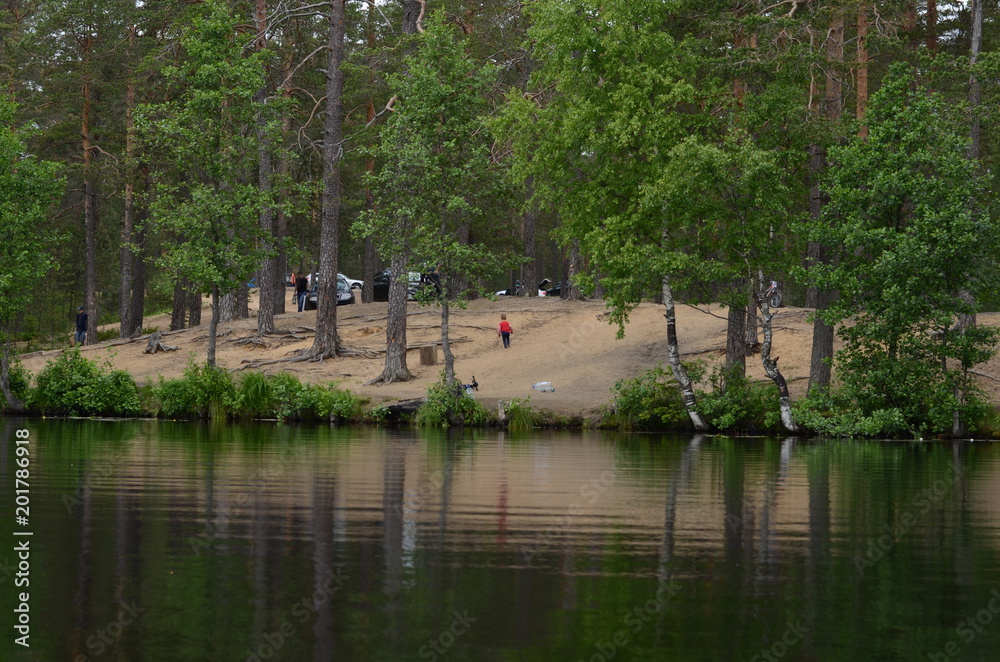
[{"xmin": 498, "ymin": 321, "xmax": 512, "ymax": 334}]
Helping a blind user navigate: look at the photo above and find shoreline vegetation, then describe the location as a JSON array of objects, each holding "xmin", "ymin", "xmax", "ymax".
[{"xmin": 5, "ymin": 297, "xmax": 1000, "ymax": 439}]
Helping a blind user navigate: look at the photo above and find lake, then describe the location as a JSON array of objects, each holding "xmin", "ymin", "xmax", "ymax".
[{"xmin": 2, "ymin": 419, "xmax": 1000, "ymax": 661}]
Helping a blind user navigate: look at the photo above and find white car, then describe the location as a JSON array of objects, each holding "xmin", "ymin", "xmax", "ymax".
[
  {"xmin": 340, "ymin": 273, "xmax": 364, "ymax": 290},
  {"xmin": 305, "ymin": 272, "xmax": 364, "ymax": 290}
]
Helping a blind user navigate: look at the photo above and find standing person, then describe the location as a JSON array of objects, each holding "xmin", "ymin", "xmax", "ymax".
[
  {"xmin": 498, "ymin": 313, "xmax": 512, "ymax": 349},
  {"xmin": 74, "ymin": 306, "xmax": 88, "ymax": 346},
  {"xmin": 295, "ymin": 274, "xmax": 308, "ymax": 312}
]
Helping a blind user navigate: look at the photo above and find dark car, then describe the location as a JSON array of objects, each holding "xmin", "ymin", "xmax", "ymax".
[
  {"xmin": 304, "ymin": 274, "xmax": 354, "ymax": 310},
  {"xmin": 544, "ymin": 281, "xmax": 562, "ymax": 297},
  {"xmin": 372, "ymin": 269, "xmax": 423, "ymax": 302}
]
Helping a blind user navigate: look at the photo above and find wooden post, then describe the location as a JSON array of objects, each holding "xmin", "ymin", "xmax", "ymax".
[{"xmin": 419, "ymin": 345, "xmax": 437, "ymax": 366}]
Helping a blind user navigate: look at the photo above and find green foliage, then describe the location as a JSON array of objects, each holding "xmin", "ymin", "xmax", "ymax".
[
  {"xmin": 697, "ymin": 366, "xmax": 781, "ymax": 434},
  {"xmin": 30, "ymin": 349, "xmax": 141, "ymax": 416},
  {"xmin": 416, "ymin": 374, "xmax": 490, "ymax": 427},
  {"xmin": 504, "ymin": 398, "xmax": 540, "ymax": 432},
  {"xmin": 1, "ymin": 358, "xmax": 31, "ymax": 411},
  {"xmin": 151, "ymin": 360, "xmax": 236, "ymax": 419},
  {"xmin": 365, "ymin": 404, "xmax": 392, "ymax": 425},
  {"xmin": 234, "ymin": 372, "xmax": 274, "ymax": 418},
  {"xmin": 1, "ymin": 97, "xmax": 64, "ymax": 398},
  {"xmin": 601, "ymin": 366, "xmax": 689, "ymax": 431},
  {"xmin": 152, "ymin": 363, "xmax": 365, "ymax": 422},
  {"xmin": 357, "ymin": 12, "xmax": 518, "ymax": 299},
  {"xmin": 806, "ymin": 67, "xmax": 999, "ymax": 434},
  {"xmin": 137, "ymin": 0, "xmax": 273, "ymax": 325}
]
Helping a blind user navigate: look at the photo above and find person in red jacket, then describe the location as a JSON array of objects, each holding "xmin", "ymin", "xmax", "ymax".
[{"xmin": 498, "ymin": 313, "xmax": 512, "ymax": 348}]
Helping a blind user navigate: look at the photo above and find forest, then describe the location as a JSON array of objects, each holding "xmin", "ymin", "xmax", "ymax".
[{"xmin": 2, "ymin": 0, "xmax": 1000, "ymax": 435}]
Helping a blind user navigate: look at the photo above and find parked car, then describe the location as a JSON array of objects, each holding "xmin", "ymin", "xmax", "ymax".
[
  {"xmin": 497, "ymin": 278, "xmax": 551, "ymax": 297},
  {"xmin": 341, "ymin": 274, "xmax": 364, "ymax": 290},
  {"xmin": 304, "ymin": 274, "xmax": 354, "ymax": 310},
  {"xmin": 372, "ymin": 269, "xmax": 423, "ymax": 302},
  {"xmin": 544, "ymin": 281, "xmax": 563, "ymax": 297}
]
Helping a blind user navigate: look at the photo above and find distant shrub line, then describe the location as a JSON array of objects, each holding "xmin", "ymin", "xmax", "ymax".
[
  {"xmin": 2, "ymin": 350, "xmax": 368, "ymax": 423},
  {"xmin": 7, "ymin": 352, "xmax": 995, "ymax": 437}
]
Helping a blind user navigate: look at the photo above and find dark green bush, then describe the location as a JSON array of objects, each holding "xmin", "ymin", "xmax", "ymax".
[
  {"xmin": 504, "ymin": 398, "xmax": 539, "ymax": 431},
  {"xmin": 30, "ymin": 349, "xmax": 141, "ymax": 416},
  {"xmin": 151, "ymin": 360, "xmax": 236, "ymax": 419},
  {"xmin": 697, "ymin": 366, "xmax": 781, "ymax": 434},
  {"xmin": 416, "ymin": 374, "xmax": 490, "ymax": 427},
  {"xmin": 600, "ymin": 365, "xmax": 689, "ymax": 430},
  {"xmin": 1, "ymin": 358, "xmax": 31, "ymax": 410}
]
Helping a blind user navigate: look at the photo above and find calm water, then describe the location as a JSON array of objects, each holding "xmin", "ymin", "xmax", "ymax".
[{"xmin": 2, "ymin": 420, "xmax": 1000, "ymax": 662}]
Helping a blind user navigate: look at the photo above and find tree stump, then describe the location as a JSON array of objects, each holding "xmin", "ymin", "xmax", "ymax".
[
  {"xmin": 419, "ymin": 345, "xmax": 437, "ymax": 366},
  {"xmin": 144, "ymin": 331, "xmax": 179, "ymax": 354}
]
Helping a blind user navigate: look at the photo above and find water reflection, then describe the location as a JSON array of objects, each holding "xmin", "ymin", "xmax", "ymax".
[{"xmin": 2, "ymin": 421, "xmax": 999, "ymax": 661}]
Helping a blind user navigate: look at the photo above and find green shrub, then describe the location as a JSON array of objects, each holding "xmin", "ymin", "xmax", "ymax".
[
  {"xmin": 300, "ymin": 383, "xmax": 365, "ymax": 422},
  {"xmin": 601, "ymin": 365, "xmax": 689, "ymax": 430},
  {"xmin": 416, "ymin": 374, "xmax": 490, "ymax": 427},
  {"xmin": 697, "ymin": 366, "xmax": 781, "ymax": 433},
  {"xmin": 96, "ymin": 329, "xmax": 119, "ymax": 342},
  {"xmin": 30, "ymin": 349, "xmax": 141, "ymax": 416},
  {"xmin": 234, "ymin": 372, "xmax": 274, "ymax": 418},
  {"xmin": 152, "ymin": 360, "xmax": 236, "ymax": 419},
  {"xmin": 366, "ymin": 404, "xmax": 392, "ymax": 424},
  {"xmin": 504, "ymin": 398, "xmax": 539, "ymax": 431},
  {"xmin": 1, "ymin": 358, "xmax": 31, "ymax": 410}
]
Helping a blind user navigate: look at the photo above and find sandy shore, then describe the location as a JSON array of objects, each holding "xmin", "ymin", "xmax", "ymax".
[{"xmin": 18, "ymin": 291, "xmax": 1000, "ymax": 420}]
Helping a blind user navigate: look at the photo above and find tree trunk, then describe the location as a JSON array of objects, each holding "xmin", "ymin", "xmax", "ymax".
[
  {"xmin": 255, "ymin": 0, "xmax": 276, "ymax": 336},
  {"xmin": 857, "ymin": 3, "xmax": 869, "ymax": 138},
  {"xmin": 274, "ymin": 39, "xmax": 294, "ymax": 316},
  {"xmin": 130, "ymin": 208, "xmax": 147, "ymax": 336},
  {"xmin": 725, "ymin": 303, "xmax": 746, "ymax": 380},
  {"xmin": 0, "ymin": 344, "xmax": 25, "ymax": 412},
  {"xmin": 208, "ymin": 284, "xmax": 220, "ymax": 367},
  {"xmin": 522, "ymin": 178, "xmax": 538, "ymax": 298},
  {"xmin": 220, "ymin": 289, "xmax": 237, "ymax": 323},
  {"xmin": 806, "ymin": 13, "xmax": 842, "ymax": 394},
  {"xmin": 402, "ymin": 0, "xmax": 421, "ymax": 34},
  {"xmin": 120, "ymin": 73, "xmax": 137, "ymax": 338},
  {"xmin": 375, "ymin": 252, "xmax": 413, "ymax": 383},
  {"xmin": 744, "ymin": 280, "xmax": 759, "ymax": 354},
  {"xmin": 565, "ymin": 239, "xmax": 583, "ymax": 300},
  {"xmin": 661, "ymin": 275, "xmax": 708, "ymax": 431},
  {"xmin": 442, "ymin": 298, "xmax": 455, "ymax": 385},
  {"xmin": 926, "ymin": 0, "xmax": 937, "ymax": 54},
  {"xmin": 82, "ymin": 75, "xmax": 98, "ymax": 346},
  {"xmin": 170, "ymin": 279, "xmax": 187, "ymax": 331},
  {"xmin": 307, "ymin": 0, "xmax": 345, "ymax": 359},
  {"xmin": 237, "ymin": 284, "xmax": 249, "ymax": 320},
  {"xmin": 953, "ymin": 0, "xmax": 984, "ymax": 337},
  {"xmin": 758, "ymin": 298, "xmax": 799, "ymax": 432},
  {"xmin": 188, "ymin": 286, "xmax": 202, "ymax": 327}
]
